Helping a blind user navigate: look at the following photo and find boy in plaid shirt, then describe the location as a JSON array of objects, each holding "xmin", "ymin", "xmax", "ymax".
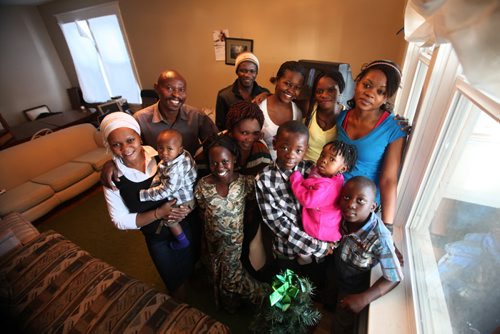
[
  {"xmin": 255, "ymin": 121, "xmax": 334, "ymax": 285},
  {"xmin": 330, "ymin": 176, "xmax": 403, "ymax": 333},
  {"xmin": 140, "ymin": 129, "xmax": 197, "ymax": 249}
]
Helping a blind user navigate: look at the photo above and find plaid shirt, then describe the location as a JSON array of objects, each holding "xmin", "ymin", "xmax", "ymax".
[
  {"xmin": 139, "ymin": 150, "xmax": 196, "ymax": 204},
  {"xmin": 339, "ymin": 212, "xmax": 403, "ymax": 282},
  {"xmin": 255, "ymin": 160, "xmax": 332, "ymax": 259}
]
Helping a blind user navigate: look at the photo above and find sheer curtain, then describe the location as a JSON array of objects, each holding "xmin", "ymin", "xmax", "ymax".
[
  {"xmin": 58, "ymin": 4, "xmax": 141, "ymax": 104},
  {"xmin": 404, "ymin": 0, "xmax": 500, "ymax": 100}
]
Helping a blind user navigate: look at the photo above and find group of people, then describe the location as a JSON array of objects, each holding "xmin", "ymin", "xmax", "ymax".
[{"xmin": 99, "ymin": 52, "xmax": 407, "ymax": 333}]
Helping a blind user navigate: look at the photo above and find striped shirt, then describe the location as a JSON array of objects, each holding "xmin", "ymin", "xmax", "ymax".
[{"xmin": 255, "ymin": 160, "xmax": 332, "ymax": 259}]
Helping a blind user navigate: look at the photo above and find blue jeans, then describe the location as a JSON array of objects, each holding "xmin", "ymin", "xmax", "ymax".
[{"xmin": 142, "ymin": 216, "xmax": 195, "ymax": 293}]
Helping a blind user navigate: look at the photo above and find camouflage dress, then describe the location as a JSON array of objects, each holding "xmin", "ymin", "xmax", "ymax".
[{"xmin": 194, "ymin": 174, "xmax": 268, "ymax": 311}]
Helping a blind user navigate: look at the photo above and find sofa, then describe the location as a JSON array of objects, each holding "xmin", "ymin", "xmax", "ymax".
[
  {"xmin": 0, "ymin": 123, "xmax": 111, "ymax": 221},
  {"xmin": 0, "ymin": 212, "xmax": 229, "ymax": 333}
]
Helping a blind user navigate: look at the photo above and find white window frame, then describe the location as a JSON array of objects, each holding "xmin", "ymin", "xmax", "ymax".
[
  {"xmin": 400, "ymin": 42, "xmax": 464, "ymax": 334},
  {"xmin": 55, "ymin": 1, "xmax": 141, "ymax": 103},
  {"xmin": 368, "ymin": 43, "xmax": 460, "ymax": 334},
  {"xmin": 394, "ymin": 43, "xmax": 433, "ymax": 123},
  {"xmin": 369, "ymin": 40, "xmax": 500, "ymax": 334},
  {"xmin": 396, "ymin": 43, "xmax": 461, "ymax": 236}
]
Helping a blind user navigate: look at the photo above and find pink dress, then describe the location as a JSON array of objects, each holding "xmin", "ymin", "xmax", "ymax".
[{"xmin": 290, "ymin": 167, "xmax": 343, "ymax": 242}]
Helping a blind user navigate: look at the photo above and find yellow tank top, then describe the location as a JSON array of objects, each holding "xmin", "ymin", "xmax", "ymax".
[{"xmin": 304, "ymin": 105, "xmax": 338, "ymax": 162}]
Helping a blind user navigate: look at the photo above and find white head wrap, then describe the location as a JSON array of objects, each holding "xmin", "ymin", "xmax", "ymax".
[{"xmin": 100, "ymin": 112, "xmax": 141, "ymax": 150}]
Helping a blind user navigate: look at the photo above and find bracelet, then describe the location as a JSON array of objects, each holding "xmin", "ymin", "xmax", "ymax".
[{"xmin": 154, "ymin": 207, "xmax": 160, "ymax": 220}]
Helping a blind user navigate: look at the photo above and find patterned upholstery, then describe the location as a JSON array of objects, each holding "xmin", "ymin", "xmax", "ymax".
[{"xmin": 0, "ymin": 230, "xmax": 229, "ymax": 333}]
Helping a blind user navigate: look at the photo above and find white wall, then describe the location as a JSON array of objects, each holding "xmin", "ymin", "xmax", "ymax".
[{"xmin": 0, "ymin": 5, "xmax": 71, "ymax": 126}]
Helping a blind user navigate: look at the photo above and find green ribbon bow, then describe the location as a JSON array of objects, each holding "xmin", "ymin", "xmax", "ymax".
[{"xmin": 269, "ymin": 269, "xmax": 306, "ymax": 311}]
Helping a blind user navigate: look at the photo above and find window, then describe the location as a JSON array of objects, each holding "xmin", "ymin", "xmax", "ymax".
[
  {"xmin": 394, "ymin": 43, "xmax": 500, "ymax": 334},
  {"xmin": 56, "ymin": 2, "xmax": 141, "ymax": 104},
  {"xmin": 395, "ymin": 44, "xmax": 434, "ymax": 123}
]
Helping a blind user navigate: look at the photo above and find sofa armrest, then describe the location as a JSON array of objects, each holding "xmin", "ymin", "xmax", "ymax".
[{"xmin": 93, "ymin": 128, "xmax": 106, "ymax": 148}]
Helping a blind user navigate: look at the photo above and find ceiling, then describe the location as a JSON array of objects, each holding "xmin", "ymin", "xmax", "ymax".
[{"xmin": 0, "ymin": 0, "xmax": 53, "ymax": 5}]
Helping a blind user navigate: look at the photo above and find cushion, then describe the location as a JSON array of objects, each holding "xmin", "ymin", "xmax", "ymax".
[
  {"xmin": 0, "ymin": 182, "xmax": 54, "ymax": 215},
  {"xmin": 0, "ymin": 212, "xmax": 39, "ymax": 245},
  {"xmin": 31, "ymin": 162, "xmax": 94, "ymax": 192},
  {"xmin": 72, "ymin": 148, "xmax": 111, "ymax": 171},
  {"xmin": 0, "ymin": 231, "xmax": 229, "ymax": 333},
  {"xmin": 0, "ymin": 229, "xmax": 21, "ymax": 258}
]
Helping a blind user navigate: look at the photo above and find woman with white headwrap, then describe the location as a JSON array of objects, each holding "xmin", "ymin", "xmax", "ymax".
[{"xmin": 100, "ymin": 112, "xmax": 193, "ymax": 299}]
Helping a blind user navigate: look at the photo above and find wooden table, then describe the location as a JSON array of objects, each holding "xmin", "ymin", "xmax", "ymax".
[
  {"xmin": 38, "ymin": 109, "xmax": 96, "ymax": 128},
  {"xmin": 5, "ymin": 110, "xmax": 97, "ymax": 148}
]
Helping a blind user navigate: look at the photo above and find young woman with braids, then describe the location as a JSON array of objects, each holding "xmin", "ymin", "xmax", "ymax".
[
  {"xmin": 336, "ymin": 60, "xmax": 407, "ymax": 230},
  {"xmin": 195, "ymin": 100, "xmax": 272, "ymax": 179}
]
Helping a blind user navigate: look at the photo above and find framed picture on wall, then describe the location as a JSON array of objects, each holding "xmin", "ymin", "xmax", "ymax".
[{"xmin": 225, "ymin": 38, "xmax": 253, "ymax": 65}]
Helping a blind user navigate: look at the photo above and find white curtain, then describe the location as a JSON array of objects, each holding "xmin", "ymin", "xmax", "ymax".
[
  {"xmin": 404, "ymin": 0, "xmax": 500, "ymax": 99},
  {"xmin": 60, "ymin": 15, "xmax": 141, "ymax": 104}
]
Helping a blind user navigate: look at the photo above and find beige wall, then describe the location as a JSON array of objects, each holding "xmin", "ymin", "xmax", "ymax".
[
  {"xmin": 35, "ymin": 0, "xmax": 406, "ymax": 117},
  {"xmin": 119, "ymin": 0, "xmax": 407, "ymax": 111},
  {"xmin": 0, "ymin": 5, "xmax": 71, "ymax": 126}
]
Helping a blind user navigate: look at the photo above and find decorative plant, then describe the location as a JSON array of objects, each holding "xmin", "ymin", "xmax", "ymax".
[{"xmin": 252, "ymin": 269, "xmax": 321, "ymax": 333}]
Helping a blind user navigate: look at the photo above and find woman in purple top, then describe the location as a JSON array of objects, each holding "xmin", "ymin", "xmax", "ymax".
[{"xmin": 336, "ymin": 60, "xmax": 407, "ymax": 230}]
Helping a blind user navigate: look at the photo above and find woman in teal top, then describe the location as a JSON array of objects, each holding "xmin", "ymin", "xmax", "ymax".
[{"xmin": 336, "ymin": 60, "xmax": 407, "ymax": 229}]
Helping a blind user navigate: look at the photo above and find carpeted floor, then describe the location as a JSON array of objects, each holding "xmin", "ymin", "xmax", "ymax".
[{"xmin": 35, "ymin": 185, "xmax": 257, "ymax": 333}]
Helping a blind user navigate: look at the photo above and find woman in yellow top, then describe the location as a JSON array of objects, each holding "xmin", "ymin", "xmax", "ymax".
[{"xmin": 304, "ymin": 70, "xmax": 346, "ymax": 162}]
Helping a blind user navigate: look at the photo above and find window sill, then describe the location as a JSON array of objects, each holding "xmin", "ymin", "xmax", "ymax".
[{"xmin": 367, "ymin": 226, "xmax": 412, "ymax": 334}]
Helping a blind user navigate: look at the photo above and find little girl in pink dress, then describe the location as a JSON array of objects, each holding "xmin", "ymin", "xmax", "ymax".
[{"xmin": 290, "ymin": 140, "xmax": 357, "ymax": 264}]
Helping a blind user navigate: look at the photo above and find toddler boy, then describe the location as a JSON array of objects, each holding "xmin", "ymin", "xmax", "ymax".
[
  {"xmin": 330, "ymin": 176, "xmax": 403, "ymax": 333},
  {"xmin": 140, "ymin": 129, "xmax": 197, "ymax": 249}
]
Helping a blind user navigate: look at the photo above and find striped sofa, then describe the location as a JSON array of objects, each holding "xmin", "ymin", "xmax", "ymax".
[{"xmin": 0, "ymin": 213, "xmax": 229, "ymax": 333}]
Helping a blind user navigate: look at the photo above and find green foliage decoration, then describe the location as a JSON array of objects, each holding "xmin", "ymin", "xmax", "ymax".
[{"xmin": 251, "ymin": 269, "xmax": 321, "ymax": 333}]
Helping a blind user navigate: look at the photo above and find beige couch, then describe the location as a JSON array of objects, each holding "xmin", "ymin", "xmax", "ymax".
[
  {"xmin": 0, "ymin": 124, "xmax": 110, "ymax": 221},
  {"xmin": 0, "ymin": 212, "xmax": 229, "ymax": 333}
]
